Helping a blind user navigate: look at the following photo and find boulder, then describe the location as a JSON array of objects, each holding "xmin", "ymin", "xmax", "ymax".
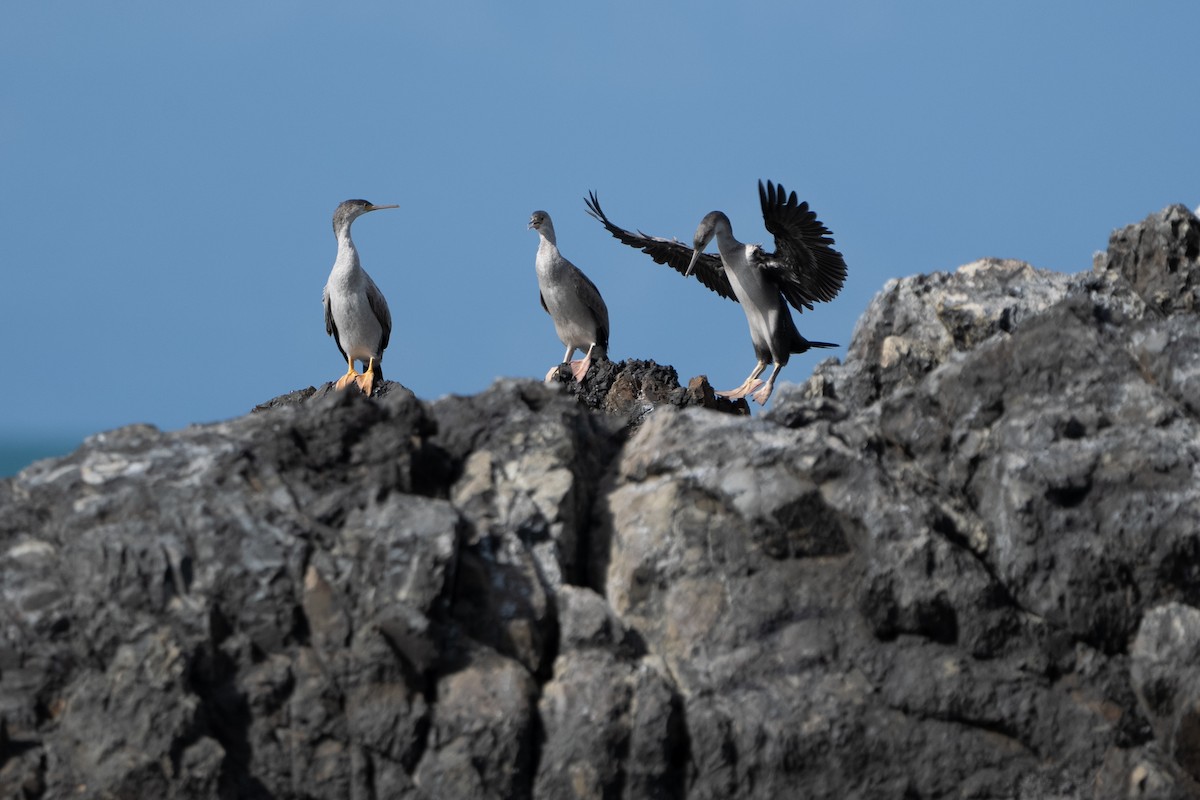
[{"xmin": 4, "ymin": 205, "xmax": 1200, "ymax": 798}]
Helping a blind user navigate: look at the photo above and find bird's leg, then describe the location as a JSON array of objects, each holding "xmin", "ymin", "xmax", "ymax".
[
  {"xmin": 334, "ymin": 356, "xmax": 361, "ymax": 391},
  {"xmin": 355, "ymin": 357, "xmax": 383, "ymax": 397},
  {"xmin": 717, "ymin": 360, "xmax": 767, "ymax": 399},
  {"xmin": 546, "ymin": 346, "xmax": 576, "ymax": 383},
  {"xmin": 751, "ymin": 363, "xmax": 783, "ymax": 406},
  {"xmin": 569, "ymin": 343, "xmax": 596, "ymax": 382}
]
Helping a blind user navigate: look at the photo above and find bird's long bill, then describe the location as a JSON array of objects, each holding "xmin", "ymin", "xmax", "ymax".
[
  {"xmin": 367, "ymin": 204, "xmax": 399, "ymax": 212},
  {"xmin": 685, "ymin": 249, "xmax": 702, "ymax": 277}
]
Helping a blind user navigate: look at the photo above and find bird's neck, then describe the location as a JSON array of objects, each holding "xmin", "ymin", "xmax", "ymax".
[
  {"xmin": 713, "ymin": 218, "xmax": 741, "ymax": 255},
  {"xmin": 333, "ymin": 229, "xmax": 362, "ymax": 275},
  {"xmin": 536, "ymin": 234, "xmax": 560, "ymax": 272}
]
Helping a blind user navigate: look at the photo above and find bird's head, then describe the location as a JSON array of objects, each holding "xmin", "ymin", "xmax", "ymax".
[
  {"xmin": 528, "ymin": 210, "xmax": 556, "ymax": 244},
  {"xmin": 333, "ymin": 199, "xmax": 398, "ymax": 234},
  {"xmin": 686, "ymin": 211, "xmax": 726, "ymax": 276}
]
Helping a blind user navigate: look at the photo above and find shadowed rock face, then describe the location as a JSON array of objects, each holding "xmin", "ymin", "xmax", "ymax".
[{"xmin": 3, "ymin": 205, "xmax": 1200, "ymax": 799}]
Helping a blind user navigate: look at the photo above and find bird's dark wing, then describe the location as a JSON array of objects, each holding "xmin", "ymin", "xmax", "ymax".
[
  {"xmin": 323, "ymin": 287, "xmax": 348, "ymax": 362},
  {"xmin": 573, "ymin": 265, "xmax": 611, "ymax": 351},
  {"xmin": 539, "ymin": 291, "xmax": 550, "ymax": 314},
  {"xmin": 584, "ymin": 191, "xmax": 737, "ymax": 303},
  {"xmin": 757, "ymin": 179, "xmax": 847, "ymax": 312},
  {"xmin": 365, "ymin": 276, "xmax": 392, "ymax": 354}
]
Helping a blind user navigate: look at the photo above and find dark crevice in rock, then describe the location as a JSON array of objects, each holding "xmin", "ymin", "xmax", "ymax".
[
  {"xmin": 766, "ymin": 491, "xmax": 852, "ymax": 559},
  {"xmin": 919, "ymin": 468, "xmax": 1055, "ymax": 655},
  {"xmin": 935, "ymin": 710, "xmax": 1037, "ymax": 759},
  {"xmin": 1045, "ymin": 476, "xmax": 1094, "ymax": 509},
  {"xmin": 664, "ymin": 691, "xmax": 691, "ymax": 800},
  {"xmin": 0, "ymin": 726, "xmax": 40, "ymax": 766},
  {"xmin": 191, "ymin": 647, "xmax": 273, "ymax": 799},
  {"xmin": 526, "ymin": 560, "xmax": 563, "ymax": 686},
  {"xmin": 445, "ymin": 533, "xmax": 559, "ymax": 680},
  {"xmin": 914, "ymin": 595, "xmax": 959, "ymax": 645},
  {"xmin": 525, "ymin": 690, "xmax": 549, "ymax": 799}
]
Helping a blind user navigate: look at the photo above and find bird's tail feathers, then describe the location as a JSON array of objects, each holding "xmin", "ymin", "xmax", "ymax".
[{"xmin": 798, "ymin": 339, "xmax": 838, "ymax": 352}]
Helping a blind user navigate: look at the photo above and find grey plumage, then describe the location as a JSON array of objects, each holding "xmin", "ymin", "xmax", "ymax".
[
  {"xmin": 322, "ymin": 199, "xmax": 397, "ymax": 395},
  {"xmin": 529, "ymin": 209, "xmax": 609, "ymax": 382}
]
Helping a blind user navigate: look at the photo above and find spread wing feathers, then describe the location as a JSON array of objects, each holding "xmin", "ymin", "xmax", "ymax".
[
  {"xmin": 365, "ymin": 277, "xmax": 392, "ymax": 354},
  {"xmin": 585, "ymin": 191, "xmax": 737, "ymax": 303},
  {"xmin": 322, "ymin": 287, "xmax": 348, "ymax": 362},
  {"xmin": 757, "ymin": 179, "xmax": 848, "ymax": 312}
]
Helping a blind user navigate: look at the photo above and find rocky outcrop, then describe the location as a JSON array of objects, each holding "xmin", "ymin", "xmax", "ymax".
[
  {"xmin": 3, "ymin": 205, "xmax": 1200, "ymax": 799},
  {"xmin": 545, "ymin": 357, "xmax": 750, "ymax": 423}
]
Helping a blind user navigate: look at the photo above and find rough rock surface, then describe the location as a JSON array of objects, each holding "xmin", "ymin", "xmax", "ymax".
[
  {"xmin": 547, "ymin": 357, "xmax": 750, "ymax": 424},
  {"xmin": 3, "ymin": 205, "xmax": 1200, "ymax": 799}
]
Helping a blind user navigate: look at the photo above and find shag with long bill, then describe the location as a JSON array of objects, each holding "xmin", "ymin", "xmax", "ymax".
[
  {"xmin": 529, "ymin": 209, "xmax": 610, "ymax": 382},
  {"xmin": 585, "ymin": 180, "xmax": 846, "ymax": 405},
  {"xmin": 322, "ymin": 199, "xmax": 397, "ymax": 397}
]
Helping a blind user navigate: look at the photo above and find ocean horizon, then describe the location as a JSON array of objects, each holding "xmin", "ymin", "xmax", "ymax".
[{"xmin": 0, "ymin": 435, "xmax": 88, "ymax": 478}]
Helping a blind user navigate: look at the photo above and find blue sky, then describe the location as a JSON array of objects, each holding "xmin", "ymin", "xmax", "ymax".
[{"xmin": 2, "ymin": 2, "xmax": 1197, "ymax": 473}]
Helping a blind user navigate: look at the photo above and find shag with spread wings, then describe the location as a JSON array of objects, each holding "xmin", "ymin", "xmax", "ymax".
[
  {"xmin": 583, "ymin": 180, "xmax": 847, "ymax": 406},
  {"xmin": 584, "ymin": 180, "xmax": 846, "ymax": 315}
]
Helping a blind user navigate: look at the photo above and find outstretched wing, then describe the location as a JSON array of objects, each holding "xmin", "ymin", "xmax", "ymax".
[
  {"xmin": 757, "ymin": 179, "xmax": 847, "ymax": 312},
  {"xmin": 584, "ymin": 191, "xmax": 737, "ymax": 303}
]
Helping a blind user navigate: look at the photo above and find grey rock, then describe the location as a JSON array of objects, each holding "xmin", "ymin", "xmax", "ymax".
[
  {"xmin": 1132, "ymin": 604, "xmax": 1200, "ymax": 784},
  {"xmin": 414, "ymin": 645, "xmax": 538, "ymax": 800},
  {"xmin": 548, "ymin": 357, "xmax": 750, "ymax": 425},
  {"xmin": 1098, "ymin": 204, "xmax": 1200, "ymax": 315},
  {"xmin": 431, "ymin": 380, "xmax": 620, "ymax": 675},
  {"xmin": 3, "ymin": 205, "xmax": 1200, "ymax": 799},
  {"xmin": 534, "ymin": 650, "xmax": 683, "ymax": 800},
  {"xmin": 533, "ymin": 585, "xmax": 684, "ymax": 799},
  {"xmin": 814, "ymin": 257, "xmax": 1079, "ymax": 409},
  {"xmin": 1, "ymin": 386, "xmax": 456, "ymax": 799}
]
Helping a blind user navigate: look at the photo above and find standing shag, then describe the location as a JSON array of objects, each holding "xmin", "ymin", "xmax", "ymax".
[
  {"xmin": 529, "ymin": 209, "xmax": 610, "ymax": 382},
  {"xmin": 322, "ymin": 199, "xmax": 397, "ymax": 397},
  {"xmin": 584, "ymin": 180, "xmax": 846, "ymax": 405}
]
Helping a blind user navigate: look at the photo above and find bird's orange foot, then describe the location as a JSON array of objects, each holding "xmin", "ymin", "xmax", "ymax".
[
  {"xmin": 354, "ymin": 360, "xmax": 384, "ymax": 397},
  {"xmin": 334, "ymin": 371, "xmax": 361, "ymax": 392},
  {"xmin": 751, "ymin": 382, "xmax": 775, "ymax": 406},
  {"xmin": 545, "ymin": 365, "xmax": 565, "ymax": 382},
  {"xmin": 356, "ymin": 371, "xmax": 376, "ymax": 397},
  {"xmin": 569, "ymin": 356, "xmax": 592, "ymax": 383},
  {"xmin": 716, "ymin": 378, "xmax": 763, "ymax": 400}
]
